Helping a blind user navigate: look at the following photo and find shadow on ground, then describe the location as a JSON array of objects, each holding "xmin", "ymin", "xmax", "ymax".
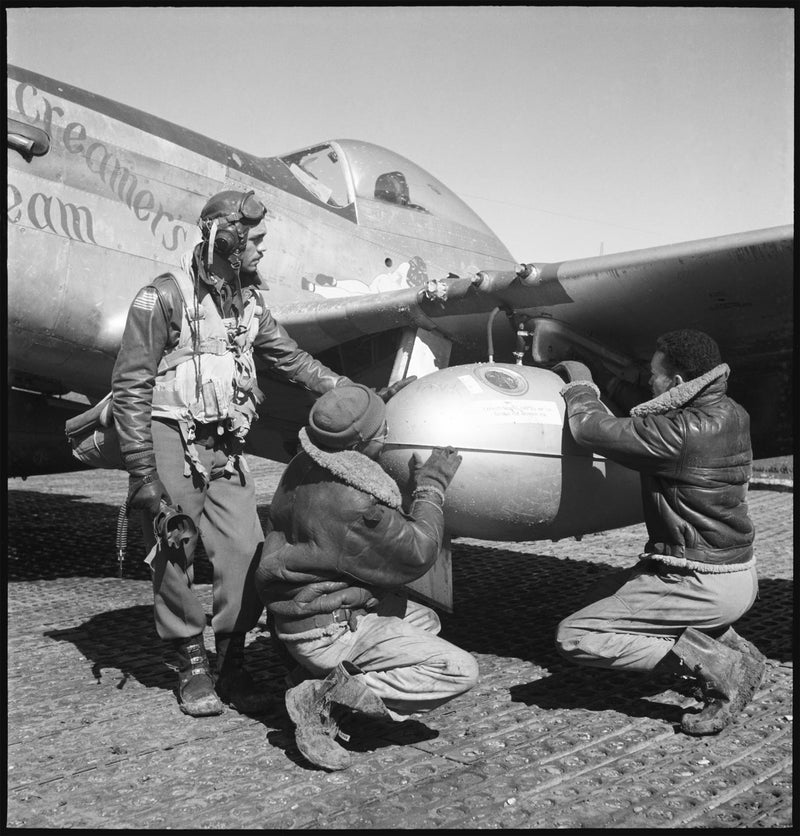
[
  {"xmin": 507, "ymin": 665, "xmax": 697, "ymax": 728},
  {"xmin": 440, "ymin": 545, "xmax": 793, "ymax": 666},
  {"xmin": 12, "ymin": 491, "xmax": 793, "ymax": 678}
]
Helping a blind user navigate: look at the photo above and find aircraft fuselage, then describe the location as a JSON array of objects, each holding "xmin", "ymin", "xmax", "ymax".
[{"xmin": 8, "ymin": 64, "xmax": 516, "ymax": 401}]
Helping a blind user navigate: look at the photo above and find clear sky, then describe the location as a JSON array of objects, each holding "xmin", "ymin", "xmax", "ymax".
[{"xmin": 7, "ymin": 6, "xmax": 793, "ymax": 263}]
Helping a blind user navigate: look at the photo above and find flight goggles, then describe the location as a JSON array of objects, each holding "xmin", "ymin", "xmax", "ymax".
[{"xmin": 227, "ymin": 190, "xmax": 266, "ymax": 226}]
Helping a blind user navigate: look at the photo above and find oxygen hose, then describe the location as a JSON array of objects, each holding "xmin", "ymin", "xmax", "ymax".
[
  {"xmin": 115, "ymin": 501, "xmax": 129, "ymax": 578},
  {"xmin": 115, "ymin": 498, "xmax": 198, "ymax": 578}
]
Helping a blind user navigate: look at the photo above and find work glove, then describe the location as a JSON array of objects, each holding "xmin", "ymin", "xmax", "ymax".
[
  {"xmin": 568, "ymin": 350, "xmax": 615, "ymax": 390},
  {"xmin": 294, "ymin": 581, "xmax": 377, "ymax": 612},
  {"xmin": 410, "ymin": 446, "xmax": 462, "ymax": 492},
  {"xmin": 552, "ymin": 361, "xmax": 594, "ymax": 384},
  {"xmin": 375, "ymin": 375, "xmax": 417, "ymax": 402},
  {"xmin": 128, "ymin": 474, "xmax": 172, "ymax": 516}
]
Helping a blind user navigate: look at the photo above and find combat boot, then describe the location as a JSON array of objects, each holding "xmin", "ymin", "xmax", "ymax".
[
  {"xmin": 285, "ymin": 676, "xmax": 351, "ymax": 771},
  {"xmin": 285, "ymin": 661, "xmax": 390, "ymax": 771},
  {"xmin": 715, "ymin": 626, "xmax": 767, "ymax": 665},
  {"xmin": 326, "ymin": 661, "xmax": 392, "ymax": 719},
  {"xmin": 214, "ymin": 633, "xmax": 271, "ymax": 715},
  {"xmin": 174, "ymin": 635, "xmax": 224, "ymax": 717},
  {"xmin": 670, "ymin": 627, "xmax": 765, "ymax": 736}
]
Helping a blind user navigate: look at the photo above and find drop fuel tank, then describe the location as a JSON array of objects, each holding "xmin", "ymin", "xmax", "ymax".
[{"xmin": 379, "ymin": 364, "xmax": 643, "ymax": 541}]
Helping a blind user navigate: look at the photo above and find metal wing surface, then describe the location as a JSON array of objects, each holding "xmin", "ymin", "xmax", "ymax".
[
  {"xmin": 272, "ymin": 224, "xmax": 791, "ymax": 365},
  {"xmin": 265, "ymin": 224, "xmax": 792, "ymax": 458},
  {"xmin": 515, "ymin": 225, "xmax": 793, "ymax": 365}
]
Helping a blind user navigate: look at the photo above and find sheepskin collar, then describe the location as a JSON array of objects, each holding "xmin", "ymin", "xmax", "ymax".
[
  {"xmin": 298, "ymin": 427, "xmax": 402, "ymax": 509},
  {"xmin": 630, "ymin": 363, "xmax": 729, "ymax": 417}
]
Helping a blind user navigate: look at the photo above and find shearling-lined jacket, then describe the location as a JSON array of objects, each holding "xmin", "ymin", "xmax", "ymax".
[
  {"xmin": 561, "ymin": 364, "xmax": 754, "ymax": 570},
  {"xmin": 255, "ymin": 428, "xmax": 446, "ymax": 633},
  {"xmin": 111, "ymin": 245, "xmax": 346, "ymax": 478}
]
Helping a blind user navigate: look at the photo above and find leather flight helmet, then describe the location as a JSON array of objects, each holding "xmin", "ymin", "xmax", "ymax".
[{"xmin": 198, "ymin": 189, "xmax": 267, "ymax": 260}]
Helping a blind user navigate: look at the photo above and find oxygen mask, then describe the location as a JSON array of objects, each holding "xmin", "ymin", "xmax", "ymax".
[{"xmin": 153, "ymin": 500, "xmax": 198, "ymax": 551}]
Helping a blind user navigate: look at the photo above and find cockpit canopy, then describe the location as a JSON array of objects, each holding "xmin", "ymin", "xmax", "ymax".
[{"xmin": 276, "ymin": 139, "xmax": 497, "ymax": 238}]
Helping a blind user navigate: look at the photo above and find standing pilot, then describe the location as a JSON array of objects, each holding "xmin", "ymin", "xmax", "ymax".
[{"xmin": 112, "ymin": 189, "xmax": 352, "ymax": 718}]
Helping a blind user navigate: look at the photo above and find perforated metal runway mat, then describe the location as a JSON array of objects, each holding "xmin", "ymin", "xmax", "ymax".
[{"xmin": 7, "ymin": 464, "xmax": 793, "ymax": 828}]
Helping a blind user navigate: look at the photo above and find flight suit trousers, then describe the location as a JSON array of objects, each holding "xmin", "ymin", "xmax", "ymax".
[
  {"xmin": 281, "ymin": 599, "xmax": 480, "ymax": 718},
  {"xmin": 555, "ymin": 557, "xmax": 759, "ymax": 672},
  {"xmin": 140, "ymin": 418, "xmax": 265, "ymax": 641}
]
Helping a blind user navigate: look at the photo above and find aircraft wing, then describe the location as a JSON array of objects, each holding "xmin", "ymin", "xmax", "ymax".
[
  {"xmin": 271, "ymin": 225, "xmax": 792, "ymax": 361},
  {"xmin": 264, "ymin": 224, "xmax": 792, "ymax": 458},
  {"xmin": 508, "ymin": 225, "xmax": 793, "ymax": 366}
]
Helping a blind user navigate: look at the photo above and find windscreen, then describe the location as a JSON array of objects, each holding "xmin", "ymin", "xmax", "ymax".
[
  {"xmin": 336, "ymin": 139, "xmax": 497, "ymax": 236},
  {"xmin": 279, "ymin": 143, "xmax": 352, "ymax": 209}
]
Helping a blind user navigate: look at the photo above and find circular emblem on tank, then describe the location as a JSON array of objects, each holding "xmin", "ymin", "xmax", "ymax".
[{"xmin": 475, "ymin": 366, "xmax": 529, "ymax": 395}]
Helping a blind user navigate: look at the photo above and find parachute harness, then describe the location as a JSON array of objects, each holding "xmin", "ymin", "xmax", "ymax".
[{"xmin": 168, "ymin": 252, "xmax": 262, "ymax": 484}]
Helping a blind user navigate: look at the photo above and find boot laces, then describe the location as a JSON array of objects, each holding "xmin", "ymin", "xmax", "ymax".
[{"xmin": 693, "ymin": 664, "xmax": 725, "ymax": 703}]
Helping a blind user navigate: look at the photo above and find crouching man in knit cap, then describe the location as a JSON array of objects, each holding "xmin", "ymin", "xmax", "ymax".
[{"xmin": 255, "ymin": 384, "xmax": 479, "ymax": 770}]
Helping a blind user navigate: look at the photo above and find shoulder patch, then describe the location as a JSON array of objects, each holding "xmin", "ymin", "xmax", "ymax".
[{"xmin": 132, "ymin": 287, "xmax": 159, "ymax": 312}]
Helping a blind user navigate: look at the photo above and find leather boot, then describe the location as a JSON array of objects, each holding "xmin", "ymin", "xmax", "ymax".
[
  {"xmin": 215, "ymin": 633, "xmax": 271, "ymax": 715},
  {"xmin": 670, "ymin": 627, "xmax": 765, "ymax": 736},
  {"xmin": 174, "ymin": 635, "xmax": 224, "ymax": 717},
  {"xmin": 285, "ymin": 662, "xmax": 390, "ymax": 771},
  {"xmin": 716, "ymin": 627, "xmax": 767, "ymax": 665},
  {"xmin": 285, "ymin": 676, "xmax": 351, "ymax": 771},
  {"xmin": 327, "ymin": 661, "xmax": 392, "ymax": 720}
]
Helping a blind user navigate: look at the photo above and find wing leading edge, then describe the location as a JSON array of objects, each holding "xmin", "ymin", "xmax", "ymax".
[{"xmin": 267, "ymin": 225, "xmax": 793, "ymax": 458}]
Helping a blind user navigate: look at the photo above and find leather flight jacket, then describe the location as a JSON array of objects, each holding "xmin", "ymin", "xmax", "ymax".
[
  {"xmin": 561, "ymin": 365, "xmax": 754, "ymax": 568},
  {"xmin": 255, "ymin": 432, "xmax": 447, "ymax": 638},
  {"xmin": 111, "ymin": 245, "xmax": 346, "ymax": 479}
]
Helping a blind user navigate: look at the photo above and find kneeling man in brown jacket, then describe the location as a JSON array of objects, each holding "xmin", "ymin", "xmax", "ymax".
[
  {"xmin": 256, "ymin": 384, "xmax": 479, "ymax": 770},
  {"xmin": 554, "ymin": 330, "xmax": 765, "ymax": 737}
]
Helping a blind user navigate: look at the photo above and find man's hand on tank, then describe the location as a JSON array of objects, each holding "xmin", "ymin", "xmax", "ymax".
[
  {"xmin": 376, "ymin": 376, "xmax": 417, "ymax": 402},
  {"xmin": 411, "ymin": 446, "xmax": 462, "ymax": 492},
  {"xmin": 552, "ymin": 361, "xmax": 594, "ymax": 384}
]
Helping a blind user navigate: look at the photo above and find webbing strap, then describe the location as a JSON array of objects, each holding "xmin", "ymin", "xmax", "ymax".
[{"xmin": 157, "ymin": 339, "xmax": 230, "ymax": 375}]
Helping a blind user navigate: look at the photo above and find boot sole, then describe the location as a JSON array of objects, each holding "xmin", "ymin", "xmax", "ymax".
[
  {"xmin": 294, "ymin": 727, "xmax": 351, "ymax": 771},
  {"xmin": 179, "ymin": 697, "xmax": 225, "ymax": 717},
  {"xmin": 177, "ymin": 666, "xmax": 223, "ymax": 717}
]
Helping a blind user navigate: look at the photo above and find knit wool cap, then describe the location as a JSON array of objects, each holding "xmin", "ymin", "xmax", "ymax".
[{"xmin": 307, "ymin": 384, "xmax": 386, "ymax": 450}]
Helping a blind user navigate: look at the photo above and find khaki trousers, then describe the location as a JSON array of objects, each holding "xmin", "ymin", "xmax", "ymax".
[
  {"xmin": 555, "ymin": 557, "xmax": 759, "ymax": 671},
  {"xmin": 281, "ymin": 599, "xmax": 479, "ymax": 716},
  {"xmin": 140, "ymin": 418, "xmax": 265, "ymax": 641}
]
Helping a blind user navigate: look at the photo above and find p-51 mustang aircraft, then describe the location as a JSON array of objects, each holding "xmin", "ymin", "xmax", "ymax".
[{"xmin": 8, "ymin": 63, "xmax": 793, "ymax": 604}]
